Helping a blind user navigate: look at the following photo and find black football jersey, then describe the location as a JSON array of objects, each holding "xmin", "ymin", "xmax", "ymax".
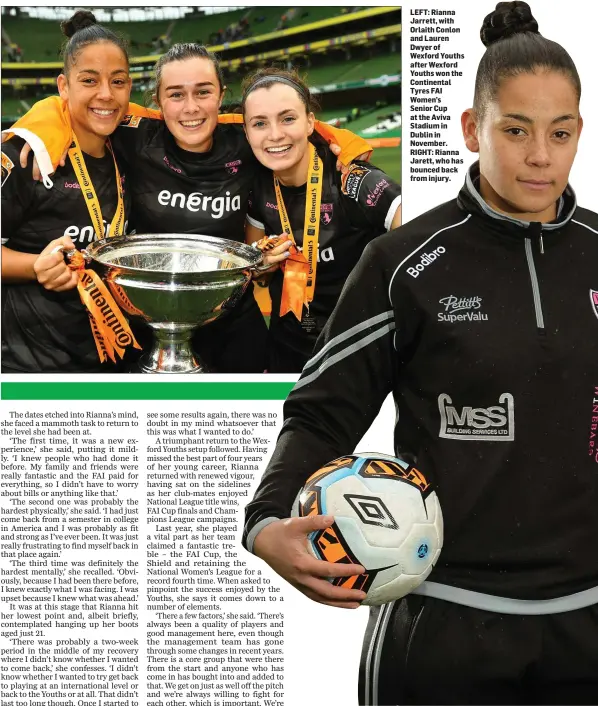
[
  {"xmin": 1, "ymin": 137, "xmax": 131, "ymax": 373},
  {"xmin": 108, "ymin": 118, "xmax": 268, "ymax": 372},
  {"xmin": 111, "ymin": 119, "xmax": 257, "ymax": 240},
  {"xmin": 247, "ymin": 134, "xmax": 401, "ymax": 366}
]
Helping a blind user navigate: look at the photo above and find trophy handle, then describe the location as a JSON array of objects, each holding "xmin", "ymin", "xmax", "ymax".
[
  {"xmin": 251, "ymin": 261, "xmax": 273, "ymax": 275},
  {"xmin": 49, "ymin": 244, "xmax": 92, "ymax": 265}
]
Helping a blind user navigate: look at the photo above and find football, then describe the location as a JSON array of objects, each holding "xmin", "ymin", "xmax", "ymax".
[{"xmin": 291, "ymin": 452, "xmax": 443, "ymax": 606}]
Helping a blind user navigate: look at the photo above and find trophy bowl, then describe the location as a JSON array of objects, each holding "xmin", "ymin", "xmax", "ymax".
[{"xmin": 83, "ymin": 233, "xmax": 265, "ymax": 374}]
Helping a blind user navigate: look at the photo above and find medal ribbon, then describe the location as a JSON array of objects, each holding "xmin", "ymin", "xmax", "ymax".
[
  {"xmin": 273, "ymin": 142, "xmax": 323, "ymax": 321},
  {"xmin": 67, "ymin": 136, "xmax": 138, "ymax": 362},
  {"xmin": 66, "ymin": 252, "xmax": 141, "ymax": 364},
  {"xmin": 68, "ymin": 135, "xmax": 125, "ymax": 240}
]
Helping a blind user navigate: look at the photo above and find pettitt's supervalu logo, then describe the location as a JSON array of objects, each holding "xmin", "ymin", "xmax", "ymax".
[
  {"xmin": 438, "ymin": 295, "xmax": 488, "ymax": 322},
  {"xmin": 590, "ymin": 290, "xmax": 598, "ymax": 321},
  {"xmin": 439, "ymin": 392, "xmax": 515, "ymax": 441}
]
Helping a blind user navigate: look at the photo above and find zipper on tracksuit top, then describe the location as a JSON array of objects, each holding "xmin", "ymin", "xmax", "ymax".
[
  {"xmin": 463, "ymin": 169, "xmax": 558, "ymax": 337},
  {"xmin": 524, "ymin": 221, "xmax": 546, "ymax": 333}
]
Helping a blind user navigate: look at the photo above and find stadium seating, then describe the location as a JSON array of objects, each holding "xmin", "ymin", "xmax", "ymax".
[
  {"xmin": 169, "ymin": 9, "xmax": 252, "ymax": 47},
  {"xmin": 1, "ymin": 7, "xmax": 401, "ymax": 185},
  {"xmin": 1, "ymin": 97, "xmax": 27, "ymax": 118},
  {"xmin": 103, "ymin": 20, "xmax": 172, "ymax": 54},
  {"xmin": 222, "ymin": 53, "xmax": 399, "ymax": 102},
  {"xmin": 1, "ymin": 17, "xmax": 173, "ymax": 61},
  {"xmin": 2, "ymin": 18, "xmax": 65, "ymax": 62},
  {"xmin": 171, "ymin": 8, "xmax": 344, "ymax": 47},
  {"xmin": 333, "ymin": 54, "xmax": 401, "ymax": 83},
  {"xmin": 2, "ymin": 8, "xmax": 355, "ymax": 62}
]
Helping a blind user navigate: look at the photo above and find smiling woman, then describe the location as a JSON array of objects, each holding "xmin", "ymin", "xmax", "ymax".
[
  {"xmin": 152, "ymin": 44, "xmax": 225, "ymax": 154},
  {"xmin": 1, "ymin": 10, "xmax": 134, "ymax": 373},
  {"xmin": 56, "ymin": 14, "xmax": 132, "ymax": 158},
  {"xmin": 240, "ymin": 68, "xmax": 402, "ymax": 373},
  {"xmin": 3, "ymin": 39, "xmax": 372, "ymax": 374}
]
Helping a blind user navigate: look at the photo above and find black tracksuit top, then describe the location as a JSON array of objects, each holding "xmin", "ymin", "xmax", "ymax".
[
  {"xmin": 244, "ymin": 163, "xmax": 598, "ymax": 600},
  {"xmin": 1, "ymin": 137, "xmax": 131, "ymax": 372}
]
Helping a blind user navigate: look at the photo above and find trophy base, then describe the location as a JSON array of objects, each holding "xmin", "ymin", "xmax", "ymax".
[{"xmin": 138, "ymin": 327, "xmax": 207, "ymax": 374}]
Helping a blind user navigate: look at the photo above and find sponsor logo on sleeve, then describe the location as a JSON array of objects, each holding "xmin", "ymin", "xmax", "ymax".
[
  {"xmin": 590, "ymin": 290, "xmax": 598, "ymax": 321},
  {"xmin": 341, "ymin": 164, "xmax": 371, "ymax": 200},
  {"xmin": 120, "ymin": 114, "xmax": 142, "ymax": 128},
  {"xmin": 366, "ymin": 179, "xmax": 390, "ymax": 207},
  {"xmin": 439, "ymin": 392, "xmax": 515, "ymax": 441},
  {"xmin": 438, "ymin": 295, "xmax": 488, "ymax": 322},
  {"xmin": 1, "ymin": 152, "xmax": 14, "ymax": 186}
]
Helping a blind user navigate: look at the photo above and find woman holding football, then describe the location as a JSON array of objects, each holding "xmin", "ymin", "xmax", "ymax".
[{"xmin": 243, "ymin": 3, "xmax": 598, "ymax": 703}]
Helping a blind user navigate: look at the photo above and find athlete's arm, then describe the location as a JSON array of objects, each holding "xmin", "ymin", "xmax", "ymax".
[
  {"xmin": 341, "ymin": 162, "xmax": 402, "ymax": 233},
  {"xmin": 245, "ymin": 222, "xmax": 266, "ymax": 245},
  {"xmin": 391, "ymin": 203, "xmax": 402, "ymax": 229},
  {"xmin": 1, "ymin": 142, "xmax": 78, "ymax": 290},
  {"xmin": 3, "ymin": 97, "xmax": 162, "ymax": 178},
  {"xmin": 244, "ymin": 239, "xmax": 400, "ymax": 607},
  {"xmin": 314, "ymin": 121, "xmax": 372, "ymax": 166},
  {"xmin": 253, "ymin": 515, "xmax": 366, "ymax": 609},
  {"xmin": 246, "ymin": 222, "xmax": 292, "ymax": 276},
  {"xmin": 6, "ymin": 97, "xmax": 372, "ymax": 179},
  {"xmin": 2, "ymin": 143, "xmax": 38, "ymax": 282},
  {"xmin": 1, "ymin": 247, "xmax": 37, "ymax": 283},
  {"xmin": 2, "ymin": 239, "xmax": 78, "ymax": 291}
]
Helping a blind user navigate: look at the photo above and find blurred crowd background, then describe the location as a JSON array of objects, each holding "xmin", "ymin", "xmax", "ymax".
[{"xmin": 1, "ymin": 6, "xmax": 401, "ymax": 182}]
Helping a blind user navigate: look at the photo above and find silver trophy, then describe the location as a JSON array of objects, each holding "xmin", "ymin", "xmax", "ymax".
[{"xmin": 81, "ymin": 233, "xmax": 266, "ymax": 374}]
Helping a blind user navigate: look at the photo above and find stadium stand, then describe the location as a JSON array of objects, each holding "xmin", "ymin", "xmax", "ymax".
[
  {"xmin": 223, "ymin": 53, "xmax": 400, "ymax": 103},
  {"xmin": 170, "ymin": 8, "xmax": 252, "ymax": 47},
  {"xmin": 1, "ymin": 17, "xmax": 174, "ymax": 61},
  {"xmin": 1, "ymin": 6, "xmax": 401, "ymax": 183},
  {"xmin": 1, "ymin": 8, "xmax": 348, "ymax": 63}
]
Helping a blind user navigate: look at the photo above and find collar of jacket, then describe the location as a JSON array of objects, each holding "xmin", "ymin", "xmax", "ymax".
[{"xmin": 457, "ymin": 162, "xmax": 577, "ymax": 238}]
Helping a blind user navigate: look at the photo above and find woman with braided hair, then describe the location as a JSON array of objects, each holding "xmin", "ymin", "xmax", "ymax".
[{"xmin": 243, "ymin": 2, "xmax": 598, "ymax": 703}]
